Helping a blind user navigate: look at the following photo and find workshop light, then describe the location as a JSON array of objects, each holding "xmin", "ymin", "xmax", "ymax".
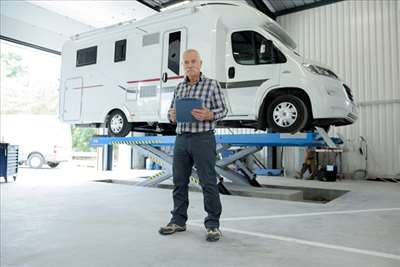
[{"xmin": 160, "ymin": 1, "xmax": 191, "ymax": 11}]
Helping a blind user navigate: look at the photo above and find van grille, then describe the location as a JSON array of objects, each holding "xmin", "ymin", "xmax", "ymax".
[{"xmin": 343, "ymin": 84, "xmax": 354, "ymax": 102}]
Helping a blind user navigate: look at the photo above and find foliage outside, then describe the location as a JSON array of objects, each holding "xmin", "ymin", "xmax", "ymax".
[
  {"xmin": 1, "ymin": 44, "xmax": 93, "ymax": 152},
  {"xmin": 1, "ymin": 48, "xmax": 59, "ymax": 115},
  {"xmin": 71, "ymin": 127, "xmax": 97, "ymax": 152}
]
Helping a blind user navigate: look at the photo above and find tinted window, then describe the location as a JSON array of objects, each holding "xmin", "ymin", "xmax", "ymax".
[
  {"xmin": 168, "ymin": 31, "xmax": 181, "ymax": 75},
  {"xmin": 254, "ymin": 33, "xmax": 271, "ymax": 64},
  {"xmin": 76, "ymin": 46, "xmax": 97, "ymax": 67},
  {"xmin": 114, "ymin": 39, "xmax": 126, "ymax": 62},
  {"xmin": 231, "ymin": 31, "xmax": 286, "ymax": 65},
  {"xmin": 231, "ymin": 31, "xmax": 255, "ymax": 65}
]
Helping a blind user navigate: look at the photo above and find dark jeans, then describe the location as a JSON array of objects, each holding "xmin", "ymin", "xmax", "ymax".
[{"xmin": 170, "ymin": 131, "xmax": 222, "ymax": 228}]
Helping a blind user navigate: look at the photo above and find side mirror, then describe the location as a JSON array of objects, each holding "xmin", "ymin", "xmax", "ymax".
[{"xmin": 260, "ymin": 39, "xmax": 273, "ymax": 62}]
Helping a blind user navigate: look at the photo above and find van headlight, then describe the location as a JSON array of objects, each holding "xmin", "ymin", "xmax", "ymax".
[{"xmin": 302, "ymin": 63, "xmax": 338, "ymax": 79}]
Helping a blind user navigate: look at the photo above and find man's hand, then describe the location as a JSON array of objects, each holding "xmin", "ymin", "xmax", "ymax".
[
  {"xmin": 168, "ymin": 108, "xmax": 176, "ymax": 123},
  {"xmin": 192, "ymin": 107, "xmax": 214, "ymax": 121}
]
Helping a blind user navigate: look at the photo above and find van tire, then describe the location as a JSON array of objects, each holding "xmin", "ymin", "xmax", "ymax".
[
  {"xmin": 48, "ymin": 162, "xmax": 60, "ymax": 168},
  {"xmin": 266, "ymin": 95, "xmax": 308, "ymax": 133},
  {"xmin": 27, "ymin": 152, "xmax": 45, "ymax": 169},
  {"xmin": 108, "ymin": 110, "xmax": 131, "ymax": 137}
]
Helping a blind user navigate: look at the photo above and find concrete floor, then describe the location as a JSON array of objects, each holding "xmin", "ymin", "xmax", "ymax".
[{"xmin": 1, "ymin": 165, "xmax": 400, "ymax": 267}]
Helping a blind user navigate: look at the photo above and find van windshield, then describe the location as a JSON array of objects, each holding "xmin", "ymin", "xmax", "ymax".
[{"xmin": 262, "ymin": 21, "xmax": 297, "ymax": 50}]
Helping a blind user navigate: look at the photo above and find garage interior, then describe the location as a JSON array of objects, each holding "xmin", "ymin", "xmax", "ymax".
[{"xmin": 1, "ymin": 0, "xmax": 399, "ymax": 267}]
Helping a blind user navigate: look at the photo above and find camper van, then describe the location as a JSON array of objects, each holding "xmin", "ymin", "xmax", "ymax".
[
  {"xmin": 59, "ymin": 1, "xmax": 357, "ymax": 136},
  {"xmin": 1, "ymin": 115, "xmax": 72, "ymax": 168}
]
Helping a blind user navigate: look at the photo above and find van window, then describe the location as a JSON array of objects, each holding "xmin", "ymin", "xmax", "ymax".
[
  {"xmin": 168, "ymin": 31, "xmax": 181, "ymax": 75},
  {"xmin": 231, "ymin": 31, "xmax": 255, "ymax": 65},
  {"xmin": 231, "ymin": 31, "xmax": 286, "ymax": 65},
  {"xmin": 114, "ymin": 39, "xmax": 127, "ymax": 62},
  {"xmin": 76, "ymin": 46, "xmax": 97, "ymax": 67}
]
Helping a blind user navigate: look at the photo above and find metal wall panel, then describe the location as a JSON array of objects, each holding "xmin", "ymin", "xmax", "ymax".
[{"xmin": 277, "ymin": 0, "xmax": 399, "ymax": 178}]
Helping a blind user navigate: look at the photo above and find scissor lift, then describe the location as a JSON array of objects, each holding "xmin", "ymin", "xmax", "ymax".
[{"xmin": 90, "ymin": 128, "xmax": 341, "ymax": 194}]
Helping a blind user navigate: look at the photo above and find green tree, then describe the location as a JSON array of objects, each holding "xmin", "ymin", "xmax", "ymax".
[
  {"xmin": 1, "ymin": 49, "xmax": 58, "ymax": 115},
  {"xmin": 71, "ymin": 126, "xmax": 97, "ymax": 152},
  {"xmin": 0, "ymin": 52, "xmax": 27, "ymax": 78}
]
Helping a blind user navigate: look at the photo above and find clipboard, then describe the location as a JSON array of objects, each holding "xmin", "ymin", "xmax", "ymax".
[{"xmin": 175, "ymin": 98, "xmax": 203, "ymax": 123}]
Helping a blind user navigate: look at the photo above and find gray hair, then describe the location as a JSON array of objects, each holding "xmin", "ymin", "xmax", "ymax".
[{"xmin": 183, "ymin": 49, "xmax": 202, "ymax": 61}]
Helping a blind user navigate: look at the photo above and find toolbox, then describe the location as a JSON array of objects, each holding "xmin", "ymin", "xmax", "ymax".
[{"xmin": 0, "ymin": 143, "xmax": 19, "ymax": 182}]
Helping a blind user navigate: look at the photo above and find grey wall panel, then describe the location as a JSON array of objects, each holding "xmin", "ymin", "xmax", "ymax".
[{"xmin": 278, "ymin": 0, "xmax": 399, "ymax": 178}]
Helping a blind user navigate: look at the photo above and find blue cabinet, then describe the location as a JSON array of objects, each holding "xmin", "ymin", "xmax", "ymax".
[{"xmin": 0, "ymin": 143, "xmax": 19, "ymax": 182}]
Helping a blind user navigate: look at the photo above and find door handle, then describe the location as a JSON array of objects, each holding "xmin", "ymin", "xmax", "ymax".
[
  {"xmin": 162, "ymin": 72, "xmax": 168, "ymax": 83},
  {"xmin": 228, "ymin": 67, "xmax": 235, "ymax": 79}
]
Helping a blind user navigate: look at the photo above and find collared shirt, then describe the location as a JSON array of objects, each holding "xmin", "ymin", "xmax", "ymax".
[{"xmin": 168, "ymin": 73, "xmax": 228, "ymax": 134}]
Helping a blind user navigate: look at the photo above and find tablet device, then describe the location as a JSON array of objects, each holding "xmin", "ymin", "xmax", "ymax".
[{"xmin": 175, "ymin": 98, "xmax": 203, "ymax": 123}]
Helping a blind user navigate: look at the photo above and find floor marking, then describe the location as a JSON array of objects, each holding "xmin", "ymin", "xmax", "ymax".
[
  {"xmin": 188, "ymin": 207, "xmax": 400, "ymax": 223},
  {"xmin": 188, "ymin": 222, "xmax": 400, "ymax": 261}
]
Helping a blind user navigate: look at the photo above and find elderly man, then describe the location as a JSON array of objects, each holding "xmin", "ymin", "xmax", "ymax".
[{"xmin": 159, "ymin": 49, "xmax": 227, "ymax": 242}]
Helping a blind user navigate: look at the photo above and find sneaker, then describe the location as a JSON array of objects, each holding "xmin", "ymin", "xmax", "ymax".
[
  {"xmin": 206, "ymin": 228, "xmax": 222, "ymax": 242},
  {"xmin": 159, "ymin": 223, "xmax": 186, "ymax": 235}
]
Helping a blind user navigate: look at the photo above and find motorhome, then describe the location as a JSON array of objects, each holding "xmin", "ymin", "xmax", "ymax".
[{"xmin": 59, "ymin": 1, "xmax": 357, "ymax": 136}]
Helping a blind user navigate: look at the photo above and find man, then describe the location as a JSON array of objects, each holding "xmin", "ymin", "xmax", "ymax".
[
  {"xmin": 159, "ymin": 49, "xmax": 227, "ymax": 242},
  {"xmin": 296, "ymin": 148, "xmax": 317, "ymax": 180}
]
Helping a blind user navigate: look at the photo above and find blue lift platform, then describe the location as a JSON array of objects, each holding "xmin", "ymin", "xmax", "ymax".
[{"xmin": 90, "ymin": 128, "xmax": 341, "ymax": 194}]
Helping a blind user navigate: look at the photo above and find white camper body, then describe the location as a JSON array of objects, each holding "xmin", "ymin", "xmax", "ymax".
[{"xmin": 59, "ymin": 1, "xmax": 357, "ymax": 136}]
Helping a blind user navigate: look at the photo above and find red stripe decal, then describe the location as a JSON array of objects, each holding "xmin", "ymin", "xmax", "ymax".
[
  {"xmin": 168, "ymin": 76, "xmax": 185, "ymax": 80},
  {"xmin": 127, "ymin": 78, "xmax": 160, "ymax": 84},
  {"xmin": 127, "ymin": 76, "xmax": 184, "ymax": 84},
  {"xmin": 73, "ymin": 85, "xmax": 104, "ymax": 90}
]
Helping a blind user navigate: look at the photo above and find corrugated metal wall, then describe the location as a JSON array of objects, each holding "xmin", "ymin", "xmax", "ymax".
[{"xmin": 277, "ymin": 0, "xmax": 400, "ymax": 178}]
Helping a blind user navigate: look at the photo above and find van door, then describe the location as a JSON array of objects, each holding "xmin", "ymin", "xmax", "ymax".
[
  {"xmin": 225, "ymin": 30, "xmax": 280, "ymax": 117},
  {"xmin": 62, "ymin": 77, "xmax": 83, "ymax": 121},
  {"xmin": 159, "ymin": 28, "xmax": 187, "ymax": 122}
]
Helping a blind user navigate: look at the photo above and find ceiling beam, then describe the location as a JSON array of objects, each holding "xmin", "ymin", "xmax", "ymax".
[
  {"xmin": 275, "ymin": 0, "xmax": 344, "ymax": 17},
  {"xmin": 0, "ymin": 35, "xmax": 60, "ymax": 55},
  {"xmin": 136, "ymin": 0, "xmax": 160, "ymax": 12},
  {"xmin": 161, "ymin": 0, "xmax": 188, "ymax": 9},
  {"xmin": 248, "ymin": 0, "xmax": 276, "ymax": 20}
]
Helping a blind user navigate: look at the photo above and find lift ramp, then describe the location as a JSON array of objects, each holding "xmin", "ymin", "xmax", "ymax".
[
  {"xmin": 90, "ymin": 129, "xmax": 342, "ymax": 195},
  {"xmin": 90, "ymin": 130, "xmax": 340, "ymax": 148}
]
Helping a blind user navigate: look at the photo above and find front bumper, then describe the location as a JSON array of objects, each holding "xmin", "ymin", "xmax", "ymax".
[{"xmin": 313, "ymin": 81, "xmax": 358, "ymax": 125}]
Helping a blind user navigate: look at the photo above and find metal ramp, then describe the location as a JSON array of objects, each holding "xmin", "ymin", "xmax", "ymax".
[{"xmin": 90, "ymin": 129, "xmax": 341, "ymax": 195}]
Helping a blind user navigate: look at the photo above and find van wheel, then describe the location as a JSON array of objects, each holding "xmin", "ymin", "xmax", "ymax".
[
  {"xmin": 108, "ymin": 110, "xmax": 131, "ymax": 137},
  {"xmin": 27, "ymin": 152, "xmax": 45, "ymax": 169},
  {"xmin": 48, "ymin": 162, "xmax": 59, "ymax": 168},
  {"xmin": 266, "ymin": 95, "xmax": 308, "ymax": 133}
]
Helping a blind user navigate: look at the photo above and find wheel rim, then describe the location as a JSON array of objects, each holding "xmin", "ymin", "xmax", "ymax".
[
  {"xmin": 272, "ymin": 101, "xmax": 298, "ymax": 127},
  {"xmin": 30, "ymin": 156, "xmax": 42, "ymax": 168},
  {"xmin": 110, "ymin": 114, "xmax": 124, "ymax": 133}
]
